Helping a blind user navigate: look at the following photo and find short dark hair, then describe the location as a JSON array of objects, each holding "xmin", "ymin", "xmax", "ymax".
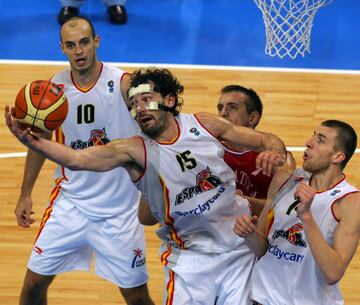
[
  {"xmin": 221, "ymin": 85, "xmax": 263, "ymax": 127},
  {"xmin": 129, "ymin": 68, "xmax": 184, "ymax": 116},
  {"xmin": 321, "ymin": 120, "xmax": 357, "ymax": 169},
  {"xmin": 60, "ymin": 16, "xmax": 96, "ymax": 43}
]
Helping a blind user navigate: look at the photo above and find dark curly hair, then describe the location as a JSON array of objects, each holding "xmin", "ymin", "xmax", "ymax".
[{"xmin": 128, "ymin": 68, "xmax": 184, "ymax": 116}]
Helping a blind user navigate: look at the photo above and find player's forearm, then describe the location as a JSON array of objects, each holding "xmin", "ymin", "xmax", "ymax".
[
  {"xmin": 244, "ymin": 232, "xmax": 268, "ymax": 257},
  {"xmin": 244, "ymin": 196, "xmax": 266, "ymax": 217},
  {"xmin": 27, "ymin": 135, "xmax": 83, "ymax": 171},
  {"xmin": 19, "ymin": 149, "xmax": 47, "ymax": 197},
  {"xmin": 300, "ymin": 213, "xmax": 347, "ymax": 284},
  {"xmin": 262, "ymin": 132, "xmax": 287, "ymax": 155}
]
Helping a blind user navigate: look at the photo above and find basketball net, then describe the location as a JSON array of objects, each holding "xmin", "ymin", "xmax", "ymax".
[{"xmin": 253, "ymin": 0, "xmax": 334, "ymax": 59}]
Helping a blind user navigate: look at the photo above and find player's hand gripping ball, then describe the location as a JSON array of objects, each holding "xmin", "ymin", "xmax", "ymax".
[{"xmin": 14, "ymin": 80, "xmax": 68, "ymax": 133}]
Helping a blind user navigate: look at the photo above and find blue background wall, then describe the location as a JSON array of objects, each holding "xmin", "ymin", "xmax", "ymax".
[{"xmin": 0, "ymin": 0, "xmax": 359, "ymax": 70}]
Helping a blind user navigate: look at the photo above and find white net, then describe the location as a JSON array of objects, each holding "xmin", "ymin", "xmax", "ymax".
[{"xmin": 253, "ymin": 0, "xmax": 334, "ymax": 59}]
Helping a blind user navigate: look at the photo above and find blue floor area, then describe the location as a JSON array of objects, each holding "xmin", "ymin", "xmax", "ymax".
[{"xmin": 0, "ymin": 0, "xmax": 359, "ymax": 70}]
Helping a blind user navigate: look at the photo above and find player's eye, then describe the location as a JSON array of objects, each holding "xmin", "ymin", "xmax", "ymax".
[{"xmin": 81, "ymin": 39, "xmax": 90, "ymax": 46}]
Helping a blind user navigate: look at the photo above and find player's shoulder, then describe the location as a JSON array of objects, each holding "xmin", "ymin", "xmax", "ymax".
[
  {"xmin": 338, "ymin": 190, "xmax": 360, "ymax": 205},
  {"xmin": 334, "ymin": 191, "xmax": 360, "ymax": 227},
  {"xmin": 51, "ymin": 68, "xmax": 71, "ymax": 83},
  {"xmin": 194, "ymin": 112, "xmax": 230, "ymax": 131},
  {"xmin": 101, "ymin": 62, "xmax": 127, "ymax": 77},
  {"xmin": 194, "ymin": 112, "xmax": 218, "ymax": 121}
]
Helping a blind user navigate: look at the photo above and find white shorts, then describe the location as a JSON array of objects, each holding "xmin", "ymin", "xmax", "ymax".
[
  {"xmin": 160, "ymin": 245, "xmax": 256, "ymax": 305},
  {"xmin": 28, "ymin": 197, "xmax": 148, "ymax": 288}
]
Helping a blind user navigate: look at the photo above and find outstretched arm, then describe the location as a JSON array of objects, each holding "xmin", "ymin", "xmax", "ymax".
[
  {"xmin": 196, "ymin": 112, "xmax": 287, "ymax": 175},
  {"xmin": 5, "ymin": 106, "xmax": 144, "ymax": 179}
]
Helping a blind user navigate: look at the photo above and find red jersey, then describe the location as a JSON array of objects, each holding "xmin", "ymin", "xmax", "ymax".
[{"xmin": 224, "ymin": 148, "xmax": 273, "ymax": 199}]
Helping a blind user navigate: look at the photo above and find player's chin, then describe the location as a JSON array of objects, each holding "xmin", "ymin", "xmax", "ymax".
[{"xmin": 302, "ymin": 162, "xmax": 312, "ymax": 172}]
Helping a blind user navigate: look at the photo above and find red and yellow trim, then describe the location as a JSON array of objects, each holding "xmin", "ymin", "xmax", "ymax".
[
  {"xmin": 265, "ymin": 207, "xmax": 274, "ymax": 237},
  {"xmin": 33, "ymin": 127, "xmax": 69, "ymax": 244},
  {"xmin": 71, "ymin": 62, "xmax": 103, "ymax": 92},
  {"xmin": 157, "ymin": 119, "xmax": 180, "ymax": 145},
  {"xmin": 33, "ymin": 177, "xmax": 66, "ymax": 244},
  {"xmin": 159, "ymin": 176, "xmax": 185, "ymax": 249},
  {"xmin": 161, "ymin": 244, "xmax": 172, "ymax": 266},
  {"xmin": 165, "ymin": 269, "xmax": 175, "ymax": 305}
]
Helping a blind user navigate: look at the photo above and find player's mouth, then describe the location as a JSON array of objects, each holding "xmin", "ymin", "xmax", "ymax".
[
  {"xmin": 303, "ymin": 150, "xmax": 310, "ymax": 160},
  {"xmin": 138, "ymin": 114, "xmax": 154, "ymax": 126},
  {"xmin": 75, "ymin": 57, "xmax": 87, "ymax": 66}
]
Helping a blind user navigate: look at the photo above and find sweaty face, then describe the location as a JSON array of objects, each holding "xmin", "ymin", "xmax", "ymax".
[
  {"xmin": 60, "ymin": 19, "xmax": 98, "ymax": 74},
  {"xmin": 303, "ymin": 126, "xmax": 338, "ymax": 173},
  {"xmin": 217, "ymin": 92, "xmax": 253, "ymax": 127}
]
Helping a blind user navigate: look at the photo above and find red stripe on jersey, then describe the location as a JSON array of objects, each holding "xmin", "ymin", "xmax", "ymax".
[
  {"xmin": 33, "ymin": 177, "xmax": 65, "ymax": 245},
  {"xmin": 161, "ymin": 244, "xmax": 172, "ymax": 266},
  {"xmin": 165, "ymin": 269, "xmax": 175, "ymax": 305},
  {"xmin": 159, "ymin": 176, "xmax": 185, "ymax": 248},
  {"xmin": 70, "ymin": 62, "xmax": 103, "ymax": 92}
]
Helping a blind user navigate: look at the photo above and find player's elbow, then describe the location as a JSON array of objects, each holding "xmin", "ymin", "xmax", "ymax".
[
  {"xmin": 66, "ymin": 154, "xmax": 87, "ymax": 171},
  {"xmin": 325, "ymin": 271, "xmax": 344, "ymax": 286}
]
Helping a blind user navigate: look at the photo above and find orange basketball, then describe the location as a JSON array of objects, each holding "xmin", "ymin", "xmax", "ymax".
[{"xmin": 14, "ymin": 80, "xmax": 68, "ymax": 133}]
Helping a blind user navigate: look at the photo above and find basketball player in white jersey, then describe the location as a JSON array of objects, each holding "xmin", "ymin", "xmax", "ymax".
[
  {"xmin": 233, "ymin": 120, "xmax": 360, "ymax": 305},
  {"xmin": 13, "ymin": 17, "xmax": 154, "ymax": 305},
  {"xmin": 6, "ymin": 68, "xmax": 288, "ymax": 305}
]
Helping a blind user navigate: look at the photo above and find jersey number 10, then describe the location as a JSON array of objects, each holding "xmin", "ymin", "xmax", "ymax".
[{"xmin": 77, "ymin": 104, "xmax": 95, "ymax": 124}]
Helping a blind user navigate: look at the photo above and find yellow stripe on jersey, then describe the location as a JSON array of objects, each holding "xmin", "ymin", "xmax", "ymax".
[
  {"xmin": 265, "ymin": 207, "xmax": 275, "ymax": 238},
  {"xmin": 165, "ymin": 269, "xmax": 175, "ymax": 305},
  {"xmin": 55, "ymin": 126, "xmax": 65, "ymax": 144},
  {"xmin": 159, "ymin": 176, "xmax": 185, "ymax": 249},
  {"xmin": 33, "ymin": 178, "xmax": 64, "ymax": 244},
  {"xmin": 160, "ymin": 244, "xmax": 172, "ymax": 266}
]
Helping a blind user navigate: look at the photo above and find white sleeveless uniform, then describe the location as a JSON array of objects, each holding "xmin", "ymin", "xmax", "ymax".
[
  {"xmin": 136, "ymin": 113, "xmax": 256, "ymax": 305},
  {"xmin": 28, "ymin": 63, "xmax": 148, "ymax": 288},
  {"xmin": 251, "ymin": 168, "xmax": 359, "ymax": 305}
]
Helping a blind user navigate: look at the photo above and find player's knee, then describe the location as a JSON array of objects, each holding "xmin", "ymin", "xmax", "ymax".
[
  {"xmin": 120, "ymin": 284, "xmax": 153, "ymax": 305},
  {"xmin": 22, "ymin": 272, "xmax": 54, "ymax": 295}
]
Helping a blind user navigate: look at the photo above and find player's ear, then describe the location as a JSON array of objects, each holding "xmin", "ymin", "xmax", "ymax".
[
  {"xmin": 60, "ymin": 42, "xmax": 65, "ymax": 54},
  {"xmin": 249, "ymin": 111, "xmax": 260, "ymax": 128},
  {"xmin": 333, "ymin": 151, "xmax": 346, "ymax": 165},
  {"xmin": 94, "ymin": 35, "xmax": 100, "ymax": 48},
  {"xmin": 164, "ymin": 95, "xmax": 176, "ymax": 108}
]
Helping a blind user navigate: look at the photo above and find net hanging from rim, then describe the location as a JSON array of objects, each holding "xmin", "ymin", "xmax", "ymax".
[{"xmin": 253, "ymin": 0, "xmax": 334, "ymax": 59}]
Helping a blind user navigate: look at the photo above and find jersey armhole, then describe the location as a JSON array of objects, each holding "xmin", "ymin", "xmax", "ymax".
[
  {"xmin": 193, "ymin": 113, "xmax": 224, "ymax": 146},
  {"xmin": 132, "ymin": 136, "xmax": 147, "ymax": 183},
  {"xmin": 331, "ymin": 191, "xmax": 360, "ymax": 222}
]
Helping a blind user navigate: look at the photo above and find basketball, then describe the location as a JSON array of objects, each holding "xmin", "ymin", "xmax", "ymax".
[{"xmin": 14, "ymin": 80, "xmax": 68, "ymax": 133}]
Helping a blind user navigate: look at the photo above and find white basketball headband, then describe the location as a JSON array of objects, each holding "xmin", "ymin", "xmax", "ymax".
[
  {"xmin": 128, "ymin": 83, "xmax": 175, "ymax": 117},
  {"xmin": 128, "ymin": 84, "xmax": 154, "ymax": 99},
  {"xmin": 128, "ymin": 84, "xmax": 160, "ymax": 117}
]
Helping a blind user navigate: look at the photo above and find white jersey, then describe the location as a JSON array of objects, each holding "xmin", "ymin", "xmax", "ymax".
[
  {"xmin": 251, "ymin": 168, "xmax": 359, "ymax": 305},
  {"xmin": 51, "ymin": 63, "xmax": 140, "ymax": 220},
  {"xmin": 136, "ymin": 113, "xmax": 251, "ymax": 253}
]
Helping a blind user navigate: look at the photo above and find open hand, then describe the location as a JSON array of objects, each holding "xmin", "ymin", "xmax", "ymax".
[{"xmin": 4, "ymin": 105, "xmax": 37, "ymax": 145}]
